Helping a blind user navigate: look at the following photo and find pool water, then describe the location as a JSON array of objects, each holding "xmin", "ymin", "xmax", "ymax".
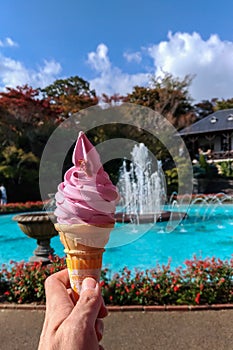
[{"xmin": 0, "ymin": 204, "xmax": 233, "ymax": 272}]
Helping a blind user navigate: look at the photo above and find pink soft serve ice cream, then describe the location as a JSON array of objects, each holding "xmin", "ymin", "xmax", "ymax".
[{"xmin": 54, "ymin": 131, "xmax": 119, "ymax": 225}]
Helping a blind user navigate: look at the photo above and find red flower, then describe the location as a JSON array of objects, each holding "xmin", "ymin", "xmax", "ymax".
[
  {"xmin": 200, "ymin": 284, "xmax": 204, "ymax": 291},
  {"xmin": 173, "ymin": 285, "xmax": 180, "ymax": 292},
  {"xmin": 4, "ymin": 291, "xmax": 10, "ymax": 296},
  {"xmin": 195, "ymin": 293, "xmax": 201, "ymax": 304},
  {"xmin": 125, "ymin": 286, "xmax": 130, "ymax": 293},
  {"xmin": 99, "ymin": 281, "xmax": 105, "ymax": 287}
]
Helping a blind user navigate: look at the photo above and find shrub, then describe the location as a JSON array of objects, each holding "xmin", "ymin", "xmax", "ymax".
[
  {"xmin": 0, "ymin": 256, "xmax": 66, "ymax": 303},
  {"xmin": 216, "ymin": 161, "xmax": 233, "ymax": 178},
  {"xmin": 101, "ymin": 256, "xmax": 233, "ymax": 306},
  {"xmin": 0, "ymin": 201, "xmax": 46, "ymax": 213},
  {"xmin": 1, "ymin": 255, "xmax": 233, "ymax": 305}
]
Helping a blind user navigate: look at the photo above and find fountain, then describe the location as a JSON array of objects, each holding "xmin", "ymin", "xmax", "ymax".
[
  {"xmin": 168, "ymin": 192, "xmax": 233, "ymax": 223},
  {"xmin": 0, "ymin": 192, "xmax": 232, "ymax": 268},
  {"xmin": 115, "ymin": 143, "xmax": 183, "ymax": 223},
  {"xmin": 13, "ymin": 212, "xmax": 58, "ymax": 263}
]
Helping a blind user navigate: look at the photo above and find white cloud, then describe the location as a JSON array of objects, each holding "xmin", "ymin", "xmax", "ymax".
[
  {"xmin": 0, "ymin": 56, "xmax": 30, "ymax": 87},
  {"xmin": 5, "ymin": 37, "xmax": 18, "ymax": 47},
  {"xmin": 87, "ymin": 44, "xmax": 149, "ymax": 96},
  {"xmin": 87, "ymin": 34, "xmax": 233, "ymax": 102},
  {"xmin": 0, "ymin": 35, "xmax": 61, "ymax": 90},
  {"xmin": 0, "ymin": 53, "xmax": 62, "ymax": 90},
  {"xmin": 90, "ymin": 70, "xmax": 149, "ymax": 97},
  {"xmin": 87, "ymin": 44, "xmax": 111, "ymax": 72},
  {"xmin": 148, "ymin": 31, "xmax": 233, "ymax": 101},
  {"xmin": 123, "ymin": 51, "xmax": 142, "ymax": 63},
  {"xmin": 30, "ymin": 60, "xmax": 62, "ymax": 87},
  {"xmin": 1, "ymin": 33, "xmax": 233, "ymax": 102},
  {"xmin": 0, "ymin": 37, "xmax": 18, "ymax": 48}
]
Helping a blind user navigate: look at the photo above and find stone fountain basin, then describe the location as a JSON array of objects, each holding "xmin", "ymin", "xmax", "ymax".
[
  {"xmin": 115, "ymin": 211, "xmax": 187, "ymax": 223},
  {"xmin": 13, "ymin": 212, "xmax": 58, "ymax": 240}
]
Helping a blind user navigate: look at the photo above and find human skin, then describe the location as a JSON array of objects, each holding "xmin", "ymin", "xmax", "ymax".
[{"xmin": 38, "ymin": 269, "xmax": 108, "ymax": 350}]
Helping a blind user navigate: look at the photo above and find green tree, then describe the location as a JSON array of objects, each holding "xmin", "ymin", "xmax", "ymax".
[
  {"xmin": 0, "ymin": 146, "xmax": 38, "ymax": 183},
  {"xmin": 214, "ymin": 98, "xmax": 233, "ymax": 111},
  {"xmin": 0, "ymin": 146, "xmax": 40, "ymax": 201},
  {"xmin": 41, "ymin": 76, "xmax": 98, "ymax": 118}
]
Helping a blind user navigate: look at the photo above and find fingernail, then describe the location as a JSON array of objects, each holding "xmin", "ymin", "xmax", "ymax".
[{"xmin": 81, "ymin": 277, "xmax": 97, "ymax": 292}]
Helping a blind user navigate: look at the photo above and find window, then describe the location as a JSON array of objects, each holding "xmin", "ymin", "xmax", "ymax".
[{"xmin": 221, "ymin": 134, "xmax": 231, "ymax": 151}]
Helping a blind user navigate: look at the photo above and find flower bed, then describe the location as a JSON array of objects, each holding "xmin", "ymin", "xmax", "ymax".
[
  {"xmin": 0, "ymin": 256, "xmax": 66, "ymax": 304},
  {"xmin": 1, "ymin": 255, "xmax": 233, "ymax": 305},
  {"xmin": 0, "ymin": 201, "xmax": 46, "ymax": 214}
]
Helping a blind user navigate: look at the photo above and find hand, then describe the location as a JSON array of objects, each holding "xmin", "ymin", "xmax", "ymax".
[{"xmin": 38, "ymin": 269, "xmax": 108, "ymax": 350}]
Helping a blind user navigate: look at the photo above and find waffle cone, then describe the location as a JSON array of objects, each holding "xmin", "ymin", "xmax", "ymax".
[{"xmin": 54, "ymin": 223, "xmax": 114, "ymax": 299}]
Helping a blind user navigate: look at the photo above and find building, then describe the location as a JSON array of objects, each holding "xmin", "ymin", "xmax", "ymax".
[{"xmin": 179, "ymin": 109, "xmax": 233, "ymax": 160}]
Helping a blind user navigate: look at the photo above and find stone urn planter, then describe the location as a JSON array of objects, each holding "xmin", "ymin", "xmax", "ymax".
[{"xmin": 13, "ymin": 212, "xmax": 58, "ymax": 263}]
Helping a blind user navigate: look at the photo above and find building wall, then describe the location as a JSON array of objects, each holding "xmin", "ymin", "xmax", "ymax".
[
  {"xmin": 193, "ymin": 134, "xmax": 231, "ymax": 153},
  {"xmin": 198, "ymin": 135, "xmax": 216, "ymax": 151}
]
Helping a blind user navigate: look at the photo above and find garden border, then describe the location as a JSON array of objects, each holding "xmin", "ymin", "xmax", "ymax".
[{"xmin": 1, "ymin": 303, "xmax": 233, "ymax": 311}]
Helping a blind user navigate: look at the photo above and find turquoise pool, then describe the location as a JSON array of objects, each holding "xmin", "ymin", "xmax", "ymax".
[{"xmin": 0, "ymin": 204, "xmax": 233, "ymax": 272}]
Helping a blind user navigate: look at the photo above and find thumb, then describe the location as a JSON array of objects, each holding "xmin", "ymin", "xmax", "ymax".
[{"xmin": 69, "ymin": 278, "xmax": 102, "ymax": 325}]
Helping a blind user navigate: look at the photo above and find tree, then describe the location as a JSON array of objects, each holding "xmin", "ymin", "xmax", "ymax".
[
  {"xmin": 0, "ymin": 146, "xmax": 38, "ymax": 184},
  {"xmin": 0, "ymin": 85, "xmax": 62, "ymax": 201},
  {"xmin": 101, "ymin": 93, "xmax": 126, "ymax": 105},
  {"xmin": 194, "ymin": 99, "xmax": 215, "ymax": 120},
  {"xmin": 125, "ymin": 73, "xmax": 196, "ymax": 130},
  {"xmin": 214, "ymin": 98, "xmax": 233, "ymax": 111},
  {"xmin": 0, "ymin": 85, "xmax": 60, "ymax": 155},
  {"xmin": 0, "ymin": 145, "xmax": 40, "ymax": 201},
  {"xmin": 0, "ymin": 85, "xmax": 59, "ymax": 125},
  {"xmin": 41, "ymin": 76, "xmax": 98, "ymax": 118}
]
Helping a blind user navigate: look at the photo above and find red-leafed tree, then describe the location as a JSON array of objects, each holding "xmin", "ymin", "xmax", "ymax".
[
  {"xmin": 0, "ymin": 85, "xmax": 61, "ymax": 123},
  {"xmin": 101, "ymin": 93, "xmax": 126, "ymax": 105},
  {"xmin": 0, "ymin": 85, "xmax": 61, "ymax": 156},
  {"xmin": 0, "ymin": 78, "xmax": 98, "ymax": 201},
  {"xmin": 0, "ymin": 85, "xmax": 62, "ymax": 201}
]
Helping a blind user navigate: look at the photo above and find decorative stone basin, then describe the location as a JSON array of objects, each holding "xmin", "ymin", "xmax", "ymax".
[
  {"xmin": 115, "ymin": 211, "xmax": 187, "ymax": 223},
  {"xmin": 13, "ymin": 212, "xmax": 58, "ymax": 263}
]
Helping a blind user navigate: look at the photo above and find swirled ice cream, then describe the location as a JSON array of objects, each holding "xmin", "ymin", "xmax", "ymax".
[{"xmin": 54, "ymin": 131, "xmax": 119, "ymax": 225}]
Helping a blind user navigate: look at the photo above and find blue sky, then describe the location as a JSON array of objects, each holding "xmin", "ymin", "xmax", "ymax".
[{"xmin": 1, "ymin": 0, "xmax": 233, "ymax": 102}]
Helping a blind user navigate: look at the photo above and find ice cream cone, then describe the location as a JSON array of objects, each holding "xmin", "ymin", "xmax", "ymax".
[
  {"xmin": 53, "ymin": 132, "xmax": 119, "ymax": 300},
  {"xmin": 55, "ymin": 223, "xmax": 114, "ymax": 300}
]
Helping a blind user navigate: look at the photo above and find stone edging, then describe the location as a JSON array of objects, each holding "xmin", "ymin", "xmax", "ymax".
[{"xmin": 1, "ymin": 303, "xmax": 233, "ymax": 311}]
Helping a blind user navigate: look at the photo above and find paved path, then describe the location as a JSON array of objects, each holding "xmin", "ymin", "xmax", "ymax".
[{"xmin": 1, "ymin": 309, "xmax": 233, "ymax": 350}]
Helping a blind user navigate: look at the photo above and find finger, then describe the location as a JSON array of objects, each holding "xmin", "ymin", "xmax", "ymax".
[
  {"xmin": 45, "ymin": 269, "xmax": 73, "ymax": 320},
  {"xmin": 67, "ymin": 288, "xmax": 76, "ymax": 305},
  {"xmin": 98, "ymin": 299, "xmax": 108, "ymax": 319},
  {"xmin": 68, "ymin": 278, "xmax": 102, "ymax": 326},
  {"xmin": 95, "ymin": 318, "xmax": 104, "ymax": 342}
]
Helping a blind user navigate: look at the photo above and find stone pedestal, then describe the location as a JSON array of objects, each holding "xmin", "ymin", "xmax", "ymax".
[{"xmin": 13, "ymin": 212, "xmax": 58, "ymax": 263}]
